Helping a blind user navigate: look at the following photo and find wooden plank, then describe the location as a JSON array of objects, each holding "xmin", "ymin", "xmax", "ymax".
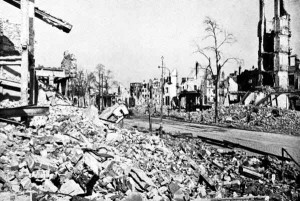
[
  {"xmin": 35, "ymin": 69, "xmax": 67, "ymax": 78},
  {"xmin": 0, "ymin": 61, "xmax": 22, "ymax": 65},
  {"xmin": 29, "ymin": 0, "xmax": 35, "ymax": 105},
  {"xmin": 3, "ymin": 0, "xmax": 72, "ymax": 33},
  {"xmin": 0, "ymin": 56, "xmax": 22, "ymax": 61},
  {"xmin": 20, "ymin": 0, "xmax": 29, "ymax": 105},
  {"xmin": 0, "ymin": 106, "xmax": 49, "ymax": 117},
  {"xmin": 0, "ymin": 117, "xmax": 25, "ymax": 127},
  {"xmin": 0, "ymin": 78, "xmax": 20, "ymax": 87}
]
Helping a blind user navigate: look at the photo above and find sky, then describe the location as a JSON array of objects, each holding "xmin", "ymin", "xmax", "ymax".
[{"xmin": 1, "ymin": 0, "xmax": 299, "ymax": 86}]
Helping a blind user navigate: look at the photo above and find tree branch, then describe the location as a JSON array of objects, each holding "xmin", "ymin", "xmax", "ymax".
[{"xmin": 219, "ymin": 57, "xmax": 240, "ymax": 68}]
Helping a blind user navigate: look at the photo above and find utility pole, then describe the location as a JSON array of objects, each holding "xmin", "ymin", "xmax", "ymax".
[
  {"xmin": 101, "ymin": 73, "xmax": 104, "ymax": 110},
  {"xmin": 148, "ymin": 79, "xmax": 153, "ymax": 132}
]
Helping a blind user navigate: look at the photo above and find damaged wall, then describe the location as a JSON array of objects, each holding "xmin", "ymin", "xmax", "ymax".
[
  {"xmin": 0, "ymin": 18, "xmax": 21, "ymax": 56},
  {"xmin": 0, "ymin": 18, "xmax": 21, "ymax": 101},
  {"xmin": 260, "ymin": 0, "xmax": 291, "ymax": 90}
]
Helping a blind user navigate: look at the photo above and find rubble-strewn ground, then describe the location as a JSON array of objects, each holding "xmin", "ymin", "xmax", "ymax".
[
  {"xmin": 132, "ymin": 105, "xmax": 300, "ymax": 136},
  {"xmin": 0, "ymin": 101, "xmax": 299, "ymax": 201}
]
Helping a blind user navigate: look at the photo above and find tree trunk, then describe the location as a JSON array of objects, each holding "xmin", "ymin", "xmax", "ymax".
[{"xmin": 214, "ymin": 79, "xmax": 218, "ymax": 123}]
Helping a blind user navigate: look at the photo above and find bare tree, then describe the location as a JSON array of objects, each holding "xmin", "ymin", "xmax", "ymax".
[
  {"xmin": 95, "ymin": 64, "xmax": 105, "ymax": 111},
  {"xmin": 195, "ymin": 17, "xmax": 240, "ymax": 123},
  {"xmin": 86, "ymin": 72, "xmax": 96, "ymax": 105},
  {"xmin": 94, "ymin": 64, "xmax": 118, "ymax": 110},
  {"xmin": 75, "ymin": 70, "xmax": 87, "ymax": 107}
]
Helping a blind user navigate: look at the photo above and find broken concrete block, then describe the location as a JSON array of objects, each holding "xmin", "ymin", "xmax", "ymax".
[
  {"xmin": 198, "ymin": 173, "xmax": 216, "ymax": 191},
  {"xmin": 83, "ymin": 105, "xmax": 106, "ymax": 128},
  {"xmin": 168, "ymin": 182, "xmax": 181, "ymax": 196},
  {"xmin": 43, "ymin": 179, "xmax": 58, "ymax": 192},
  {"xmin": 239, "ymin": 166, "xmax": 263, "ymax": 179},
  {"xmin": 67, "ymin": 148, "xmax": 83, "ymax": 165},
  {"xmin": 32, "ymin": 169, "xmax": 50, "ymax": 181},
  {"xmin": 106, "ymin": 132, "xmax": 122, "ymax": 143},
  {"xmin": 129, "ymin": 171, "xmax": 150, "ymax": 191},
  {"xmin": 26, "ymin": 154, "xmax": 57, "ymax": 172},
  {"xmin": 131, "ymin": 168, "xmax": 156, "ymax": 187},
  {"xmin": 59, "ymin": 179, "xmax": 84, "ymax": 196},
  {"xmin": 20, "ymin": 177, "xmax": 31, "ymax": 190},
  {"xmin": 83, "ymin": 152, "xmax": 100, "ymax": 175},
  {"xmin": 173, "ymin": 190, "xmax": 185, "ymax": 201},
  {"xmin": 99, "ymin": 103, "xmax": 129, "ymax": 123},
  {"xmin": 212, "ymin": 159, "xmax": 224, "ymax": 169},
  {"xmin": 123, "ymin": 192, "xmax": 143, "ymax": 201}
]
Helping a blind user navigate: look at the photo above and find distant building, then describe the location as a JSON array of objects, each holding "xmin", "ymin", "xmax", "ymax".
[
  {"xmin": 129, "ymin": 82, "xmax": 142, "ymax": 107},
  {"xmin": 116, "ymin": 83, "xmax": 130, "ymax": 106},
  {"xmin": 178, "ymin": 62, "xmax": 205, "ymax": 111},
  {"xmin": 152, "ymin": 78, "xmax": 161, "ymax": 105},
  {"xmin": 164, "ymin": 69, "xmax": 178, "ymax": 106}
]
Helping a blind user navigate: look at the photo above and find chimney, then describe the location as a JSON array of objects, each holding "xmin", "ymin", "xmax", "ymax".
[
  {"xmin": 195, "ymin": 62, "xmax": 199, "ymax": 79},
  {"xmin": 239, "ymin": 66, "xmax": 241, "ymax": 75}
]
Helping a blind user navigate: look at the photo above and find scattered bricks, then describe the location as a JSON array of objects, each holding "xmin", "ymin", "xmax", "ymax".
[
  {"xmin": 0, "ymin": 100, "xmax": 298, "ymax": 200},
  {"xmin": 59, "ymin": 179, "xmax": 84, "ymax": 196},
  {"xmin": 43, "ymin": 179, "xmax": 58, "ymax": 192},
  {"xmin": 239, "ymin": 166, "xmax": 263, "ymax": 179}
]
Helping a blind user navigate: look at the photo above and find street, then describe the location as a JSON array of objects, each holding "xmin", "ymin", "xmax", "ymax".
[{"xmin": 124, "ymin": 116, "xmax": 300, "ymax": 164}]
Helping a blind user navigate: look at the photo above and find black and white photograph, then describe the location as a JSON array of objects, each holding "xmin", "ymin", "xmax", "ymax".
[{"xmin": 0, "ymin": 0, "xmax": 300, "ymax": 200}]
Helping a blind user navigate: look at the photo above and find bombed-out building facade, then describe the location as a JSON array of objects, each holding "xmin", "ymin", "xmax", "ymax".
[{"xmin": 258, "ymin": 0, "xmax": 298, "ymax": 90}]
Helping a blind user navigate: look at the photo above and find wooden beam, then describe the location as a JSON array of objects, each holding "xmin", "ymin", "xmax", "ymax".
[
  {"xmin": 0, "ymin": 61, "xmax": 22, "ymax": 65},
  {"xmin": 0, "ymin": 56, "xmax": 22, "ymax": 61},
  {"xmin": 29, "ymin": 0, "xmax": 35, "ymax": 105},
  {"xmin": 3, "ymin": 0, "xmax": 72, "ymax": 33},
  {"xmin": 35, "ymin": 69, "xmax": 67, "ymax": 78},
  {"xmin": 0, "ymin": 106, "xmax": 49, "ymax": 117},
  {"xmin": 20, "ymin": 0, "xmax": 29, "ymax": 105}
]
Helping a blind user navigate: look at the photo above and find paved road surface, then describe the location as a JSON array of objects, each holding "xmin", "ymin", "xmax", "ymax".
[{"xmin": 124, "ymin": 117, "xmax": 300, "ymax": 163}]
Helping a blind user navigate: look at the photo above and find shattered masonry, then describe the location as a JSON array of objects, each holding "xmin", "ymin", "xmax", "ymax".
[{"xmin": 0, "ymin": 95, "xmax": 299, "ymax": 201}]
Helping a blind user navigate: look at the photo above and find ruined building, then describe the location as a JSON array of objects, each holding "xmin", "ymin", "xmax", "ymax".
[
  {"xmin": 0, "ymin": 18, "xmax": 22, "ymax": 100},
  {"xmin": 258, "ymin": 0, "xmax": 291, "ymax": 90}
]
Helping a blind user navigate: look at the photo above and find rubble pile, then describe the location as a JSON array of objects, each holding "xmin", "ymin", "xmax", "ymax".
[
  {"xmin": 0, "ymin": 104, "xmax": 299, "ymax": 201},
  {"xmin": 167, "ymin": 105, "xmax": 300, "ymax": 136}
]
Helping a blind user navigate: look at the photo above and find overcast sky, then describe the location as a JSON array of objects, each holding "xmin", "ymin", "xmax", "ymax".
[{"xmin": 1, "ymin": 0, "xmax": 299, "ymax": 86}]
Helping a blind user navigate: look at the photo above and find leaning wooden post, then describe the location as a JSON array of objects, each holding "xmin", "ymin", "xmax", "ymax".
[
  {"xmin": 29, "ymin": 0, "xmax": 35, "ymax": 105},
  {"xmin": 20, "ymin": 0, "xmax": 29, "ymax": 105}
]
